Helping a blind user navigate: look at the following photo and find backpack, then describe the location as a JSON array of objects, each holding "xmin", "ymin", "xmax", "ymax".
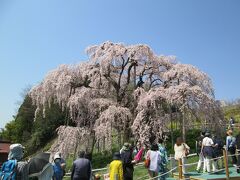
[
  {"xmin": 229, "ymin": 136, "xmax": 236, "ymax": 148},
  {"xmin": 16, "ymin": 161, "xmax": 29, "ymax": 180},
  {"xmin": 0, "ymin": 159, "xmax": 17, "ymax": 180}
]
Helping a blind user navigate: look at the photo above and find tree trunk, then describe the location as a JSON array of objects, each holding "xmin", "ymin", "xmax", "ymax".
[
  {"xmin": 103, "ymin": 136, "xmax": 105, "ymax": 151},
  {"xmin": 97, "ymin": 141, "xmax": 100, "ymax": 153},
  {"xmin": 118, "ymin": 132, "xmax": 122, "ymax": 149},
  {"xmin": 170, "ymin": 109, "xmax": 174, "ymax": 151},
  {"xmin": 90, "ymin": 134, "xmax": 96, "ymax": 154},
  {"xmin": 123, "ymin": 129, "xmax": 131, "ymax": 143},
  {"xmin": 73, "ymin": 137, "xmax": 79, "ymax": 159},
  {"xmin": 182, "ymin": 111, "xmax": 186, "ymax": 142},
  {"xmin": 134, "ymin": 65, "xmax": 136, "ymax": 88}
]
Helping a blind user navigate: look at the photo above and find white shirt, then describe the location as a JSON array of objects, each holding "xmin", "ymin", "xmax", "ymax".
[
  {"xmin": 174, "ymin": 143, "xmax": 190, "ymax": 160},
  {"xmin": 147, "ymin": 150, "xmax": 161, "ymax": 172},
  {"xmin": 202, "ymin": 137, "xmax": 214, "ymax": 147}
]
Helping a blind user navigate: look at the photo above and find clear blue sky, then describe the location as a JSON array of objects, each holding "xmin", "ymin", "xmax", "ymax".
[{"xmin": 1, "ymin": 0, "xmax": 240, "ymax": 128}]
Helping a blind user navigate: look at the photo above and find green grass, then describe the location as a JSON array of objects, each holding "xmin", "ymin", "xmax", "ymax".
[{"xmin": 224, "ymin": 104, "xmax": 240, "ymax": 121}]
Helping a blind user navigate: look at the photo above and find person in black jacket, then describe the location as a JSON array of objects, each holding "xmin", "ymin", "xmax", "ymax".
[
  {"xmin": 71, "ymin": 151, "xmax": 92, "ymax": 180},
  {"xmin": 212, "ymin": 134, "xmax": 224, "ymax": 169},
  {"xmin": 120, "ymin": 143, "xmax": 135, "ymax": 180},
  {"xmin": 196, "ymin": 132, "xmax": 205, "ymax": 173}
]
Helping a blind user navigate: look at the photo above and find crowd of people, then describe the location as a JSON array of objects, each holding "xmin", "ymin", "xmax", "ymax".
[{"xmin": 2, "ymin": 117, "xmax": 240, "ymax": 180}]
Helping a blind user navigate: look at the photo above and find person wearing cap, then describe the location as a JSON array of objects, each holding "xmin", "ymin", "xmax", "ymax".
[
  {"xmin": 201, "ymin": 132, "xmax": 217, "ymax": 173},
  {"xmin": 120, "ymin": 142, "xmax": 134, "ymax": 180},
  {"xmin": 8, "ymin": 143, "xmax": 29, "ymax": 179},
  {"xmin": 54, "ymin": 152, "xmax": 66, "ymax": 176},
  {"xmin": 120, "ymin": 143, "xmax": 131, "ymax": 154},
  {"xmin": 53, "ymin": 153, "xmax": 64, "ymax": 180},
  {"xmin": 8, "ymin": 143, "xmax": 25, "ymax": 161},
  {"xmin": 109, "ymin": 152, "xmax": 123, "ymax": 180},
  {"xmin": 226, "ymin": 129, "xmax": 237, "ymax": 166}
]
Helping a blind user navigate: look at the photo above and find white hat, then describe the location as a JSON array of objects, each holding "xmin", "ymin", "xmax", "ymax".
[
  {"xmin": 54, "ymin": 154, "xmax": 61, "ymax": 160},
  {"xmin": 9, "ymin": 144, "xmax": 25, "ymax": 150}
]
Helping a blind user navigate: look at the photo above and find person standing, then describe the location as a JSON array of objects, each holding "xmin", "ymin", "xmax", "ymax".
[
  {"xmin": 54, "ymin": 152, "xmax": 66, "ymax": 176},
  {"xmin": 235, "ymin": 129, "xmax": 240, "ymax": 173},
  {"xmin": 158, "ymin": 139, "xmax": 168, "ymax": 180},
  {"xmin": 71, "ymin": 151, "xmax": 92, "ymax": 180},
  {"xmin": 202, "ymin": 132, "xmax": 217, "ymax": 173},
  {"xmin": 212, "ymin": 134, "xmax": 224, "ymax": 169},
  {"xmin": 174, "ymin": 137, "xmax": 190, "ymax": 174},
  {"xmin": 1, "ymin": 143, "xmax": 29, "ymax": 180},
  {"xmin": 109, "ymin": 152, "xmax": 123, "ymax": 180},
  {"xmin": 226, "ymin": 130, "xmax": 237, "ymax": 166},
  {"xmin": 146, "ymin": 144, "xmax": 161, "ymax": 179},
  {"xmin": 229, "ymin": 117, "xmax": 235, "ymax": 130},
  {"xmin": 120, "ymin": 143, "xmax": 134, "ymax": 180},
  {"xmin": 196, "ymin": 132, "xmax": 205, "ymax": 173},
  {"xmin": 53, "ymin": 154, "xmax": 64, "ymax": 180}
]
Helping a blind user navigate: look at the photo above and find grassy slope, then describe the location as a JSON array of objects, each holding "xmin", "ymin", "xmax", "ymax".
[{"xmin": 224, "ymin": 104, "xmax": 240, "ymax": 122}]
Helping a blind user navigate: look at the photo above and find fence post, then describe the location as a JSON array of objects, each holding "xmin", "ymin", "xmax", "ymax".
[
  {"xmin": 178, "ymin": 158, "xmax": 183, "ymax": 180},
  {"xmin": 223, "ymin": 148, "xmax": 230, "ymax": 180},
  {"xmin": 169, "ymin": 154, "xmax": 175, "ymax": 176}
]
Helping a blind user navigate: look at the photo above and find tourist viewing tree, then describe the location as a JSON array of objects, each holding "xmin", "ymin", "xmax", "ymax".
[{"xmin": 29, "ymin": 41, "xmax": 224, "ymax": 158}]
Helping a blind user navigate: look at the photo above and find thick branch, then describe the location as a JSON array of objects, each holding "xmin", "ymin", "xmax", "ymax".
[{"xmin": 150, "ymin": 78, "xmax": 163, "ymax": 88}]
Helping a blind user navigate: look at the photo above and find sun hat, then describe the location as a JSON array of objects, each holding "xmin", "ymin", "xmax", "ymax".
[
  {"xmin": 122, "ymin": 142, "xmax": 131, "ymax": 151},
  {"xmin": 54, "ymin": 153, "xmax": 61, "ymax": 160},
  {"xmin": 113, "ymin": 152, "xmax": 121, "ymax": 160}
]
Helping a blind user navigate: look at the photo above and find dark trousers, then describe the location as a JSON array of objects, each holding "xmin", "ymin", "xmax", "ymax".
[
  {"xmin": 237, "ymin": 150, "xmax": 240, "ymax": 169},
  {"xmin": 229, "ymin": 147, "xmax": 237, "ymax": 165}
]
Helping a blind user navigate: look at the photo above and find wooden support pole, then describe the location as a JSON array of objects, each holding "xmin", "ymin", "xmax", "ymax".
[
  {"xmin": 223, "ymin": 148, "xmax": 230, "ymax": 180},
  {"xmin": 170, "ymin": 154, "xmax": 175, "ymax": 176},
  {"xmin": 178, "ymin": 158, "xmax": 183, "ymax": 180}
]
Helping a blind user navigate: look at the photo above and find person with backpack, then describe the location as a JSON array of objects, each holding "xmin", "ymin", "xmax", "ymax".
[
  {"xmin": 158, "ymin": 139, "xmax": 168, "ymax": 180},
  {"xmin": 196, "ymin": 132, "xmax": 205, "ymax": 173},
  {"xmin": 109, "ymin": 152, "xmax": 123, "ymax": 180},
  {"xmin": 0, "ymin": 143, "xmax": 29, "ymax": 180},
  {"xmin": 226, "ymin": 129, "xmax": 237, "ymax": 166},
  {"xmin": 120, "ymin": 143, "xmax": 134, "ymax": 180},
  {"xmin": 52, "ymin": 154, "xmax": 64, "ymax": 180}
]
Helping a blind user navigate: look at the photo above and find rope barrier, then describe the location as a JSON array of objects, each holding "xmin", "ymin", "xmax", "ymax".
[
  {"xmin": 208, "ymin": 168, "xmax": 225, "ymax": 174},
  {"xmin": 226, "ymin": 153, "xmax": 238, "ymax": 157},
  {"xmin": 144, "ymin": 167, "xmax": 177, "ymax": 180}
]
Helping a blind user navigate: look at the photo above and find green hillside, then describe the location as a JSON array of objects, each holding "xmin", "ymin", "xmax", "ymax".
[{"xmin": 224, "ymin": 104, "xmax": 240, "ymax": 122}]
